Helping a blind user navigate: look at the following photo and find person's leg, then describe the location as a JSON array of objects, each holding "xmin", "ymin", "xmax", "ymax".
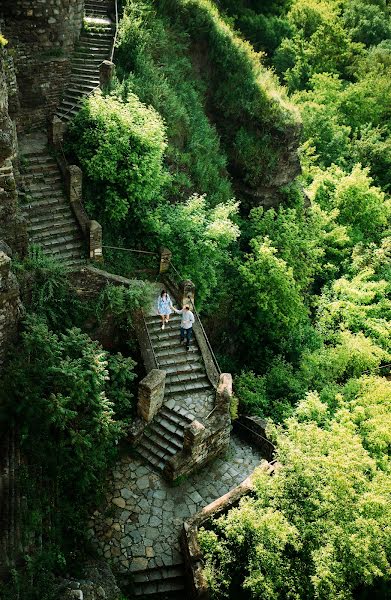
[
  {"xmin": 160, "ymin": 314, "xmax": 165, "ymax": 329},
  {"xmin": 180, "ymin": 326, "xmax": 185, "ymax": 342},
  {"xmin": 185, "ymin": 327, "xmax": 192, "ymax": 350}
]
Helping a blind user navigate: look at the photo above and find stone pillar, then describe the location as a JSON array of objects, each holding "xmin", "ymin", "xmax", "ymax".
[
  {"xmin": 215, "ymin": 373, "xmax": 232, "ymax": 415},
  {"xmin": 183, "ymin": 420, "xmax": 205, "ymax": 452},
  {"xmin": 181, "ymin": 279, "xmax": 195, "ymax": 309},
  {"xmin": 159, "ymin": 247, "xmax": 172, "ymax": 274},
  {"xmin": 99, "ymin": 60, "xmax": 115, "ymax": 89},
  {"xmin": 137, "ymin": 369, "xmax": 166, "ymax": 423},
  {"xmin": 89, "ymin": 221, "xmax": 103, "ymax": 262},
  {"xmin": 50, "ymin": 115, "xmax": 66, "ymax": 147},
  {"xmin": 68, "ymin": 164, "xmax": 82, "ymax": 204},
  {"xmin": 0, "ymin": 251, "xmax": 20, "ymax": 371}
]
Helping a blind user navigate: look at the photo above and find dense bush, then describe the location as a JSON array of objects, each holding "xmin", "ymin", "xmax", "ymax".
[
  {"xmin": 67, "ymin": 91, "xmax": 167, "ymax": 223},
  {"xmin": 0, "ymin": 316, "xmax": 136, "ymax": 545},
  {"xmin": 199, "ymin": 376, "xmax": 391, "ymax": 600}
]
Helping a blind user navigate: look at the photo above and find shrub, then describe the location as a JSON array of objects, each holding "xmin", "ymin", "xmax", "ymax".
[{"xmin": 67, "ymin": 91, "xmax": 167, "ymax": 224}]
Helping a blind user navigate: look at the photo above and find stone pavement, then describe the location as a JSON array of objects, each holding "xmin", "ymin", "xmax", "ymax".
[{"xmin": 89, "ymin": 434, "xmax": 264, "ymax": 573}]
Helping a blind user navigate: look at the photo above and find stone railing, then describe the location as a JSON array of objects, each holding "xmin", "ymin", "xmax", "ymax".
[
  {"xmin": 163, "ymin": 373, "xmax": 232, "ymax": 482},
  {"xmin": 181, "ymin": 460, "xmax": 277, "ymax": 599},
  {"xmin": 50, "ymin": 123, "xmax": 103, "ymax": 262}
]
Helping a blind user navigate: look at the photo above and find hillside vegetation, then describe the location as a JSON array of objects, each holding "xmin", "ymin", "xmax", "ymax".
[{"xmin": 2, "ymin": 0, "xmax": 390, "ymax": 598}]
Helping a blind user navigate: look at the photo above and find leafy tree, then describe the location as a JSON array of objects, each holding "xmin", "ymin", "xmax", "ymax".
[
  {"xmin": 0, "ymin": 316, "xmax": 136, "ymax": 544},
  {"xmin": 199, "ymin": 396, "xmax": 391, "ymax": 599},
  {"xmin": 342, "ymin": 0, "xmax": 391, "ymax": 46},
  {"xmin": 67, "ymin": 91, "xmax": 167, "ymax": 224},
  {"xmin": 235, "ymin": 237, "xmax": 310, "ymax": 361},
  {"xmin": 146, "ymin": 193, "xmax": 239, "ymax": 305}
]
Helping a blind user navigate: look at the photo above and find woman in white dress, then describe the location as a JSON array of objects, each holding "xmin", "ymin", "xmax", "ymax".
[{"xmin": 157, "ymin": 289, "xmax": 173, "ymax": 330}]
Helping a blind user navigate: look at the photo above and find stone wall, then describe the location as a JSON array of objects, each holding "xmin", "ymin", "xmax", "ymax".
[
  {"xmin": 0, "ymin": 252, "xmax": 20, "ymax": 370},
  {"xmin": 2, "ymin": 0, "xmax": 84, "ymax": 131},
  {"xmin": 163, "ymin": 374, "xmax": 232, "ymax": 482}
]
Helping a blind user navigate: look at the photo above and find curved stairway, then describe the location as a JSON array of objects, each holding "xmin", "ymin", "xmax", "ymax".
[
  {"xmin": 136, "ymin": 313, "xmax": 214, "ymax": 472},
  {"xmin": 55, "ymin": 0, "xmax": 115, "ymax": 122}
]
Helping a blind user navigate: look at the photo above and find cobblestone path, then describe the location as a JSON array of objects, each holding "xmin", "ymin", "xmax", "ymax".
[{"xmin": 89, "ymin": 434, "xmax": 264, "ymax": 574}]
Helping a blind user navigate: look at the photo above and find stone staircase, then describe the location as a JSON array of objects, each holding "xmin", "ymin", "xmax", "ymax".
[
  {"xmin": 55, "ymin": 0, "xmax": 114, "ymax": 122},
  {"xmin": 20, "ymin": 134, "xmax": 86, "ymax": 266},
  {"xmin": 129, "ymin": 563, "xmax": 186, "ymax": 599},
  {"xmin": 136, "ymin": 314, "xmax": 213, "ymax": 472}
]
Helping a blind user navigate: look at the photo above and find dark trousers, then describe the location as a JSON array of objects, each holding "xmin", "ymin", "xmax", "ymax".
[{"xmin": 180, "ymin": 327, "xmax": 192, "ymax": 348}]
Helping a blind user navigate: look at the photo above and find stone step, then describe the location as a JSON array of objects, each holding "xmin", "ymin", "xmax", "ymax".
[
  {"xmin": 164, "ymin": 378, "xmax": 211, "ymax": 398},
  {"xmin": 55, "ymin": 108, "xmax": 79, "ymax": 122},
  {"xmin": 152, "ymin": 338, "xmax": 193, "ymax": 351},
  {"xmin": 165, "ymin": 369, "xmax": 206, "ymax": 386},
  {"xmin": 132, "ymin": 563, "xmax": 186, "ymax": 598},
  {"xmin": 69, "ymin": 75, "xmax": 100, "ymax": 87},
  {"xmin": 143, "ymin": 429, "xmax": 179, "ymax": 457},
  {"xmin": 22, "ymin": 190, "xmax": 65, "ymax": 204},
  {"xmin": 27, "ymin": 231, "xmax": 83, "ymax": 248},
  {"xmin": 149, "ymin": 329, "xmax": 184, "ymax": 344},
  {"xmin": 155, "ymin": 346, "xmax": 199, "ymax": 360},
  {"xmin": 159, "ymin": 405, "xmax": 194, "ymax": 426},
  {"xmin": 22, "ymin": 180, "xmax": 63, "ymax": 194},
  {"xmin": 151, "ymin": 417, "xmax": 185, "ymax": 446},
  {"xmin": 145, "ymin": 424, "xmax": 183, "ymax": 453},
  {"xmin": 145, "ymin": 314, "xmax": 181, "ymax": 325},
  {"xmin": 139, "ymin": 435, "xmax": 173, "ymax": 460},
  {"xmin": 136, "ymin": 443, "xmax": 165, "ymax": 472},
  {"xmin": 26, "ymin": 209, "xmax": 77, "ymax": 226},
  {"xmin": 28, "ymin": 221, "xmax": 80, "ymax": 239},
  {"xmin": 162, "ymin": 361, "xmax": 204, "ymax": 376},
  {"xmin": 22, "ymin": 199, "xmax": 70, "ymax": 217}
]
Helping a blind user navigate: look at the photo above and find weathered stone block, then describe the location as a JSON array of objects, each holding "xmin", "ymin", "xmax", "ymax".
[
  {"xmin": 99, "ymin": 60, "xmax": 115, "ymax": 89},
  {"xmin": 137, "ymin": 369, "xmax": 166, "ymax": 423}
]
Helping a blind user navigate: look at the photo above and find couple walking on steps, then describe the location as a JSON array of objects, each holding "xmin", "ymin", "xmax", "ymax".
[{"xmin": 157, "ymin": 289, "xmax": 195, "ymax": 351}]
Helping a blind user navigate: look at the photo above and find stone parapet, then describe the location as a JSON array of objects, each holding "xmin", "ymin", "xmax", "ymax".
[
  {"xmin": 163, "ymin": 373, "xmax": 233, "ymax": 482},
  {"xmin": 137, "ymin": 369, "xmax": 166, "ymax": 423},
  {"xmin": 233, "ymin": 414, "xmax": 275, "ymax": 462}
]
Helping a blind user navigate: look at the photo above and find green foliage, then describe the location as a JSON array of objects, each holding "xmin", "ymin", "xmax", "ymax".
[
  {"xmin": 0, "ymin": 34, "xmax": 8, "ymax": 47},
  {"xmin": 96, "ymin": 280, "xmax": 155, "ymax": 328},
  {"xmin": 236, "ymin": 237, "xmax": 309, "ymax": 358},
  {"xmin": 147, "ymin": 193, "xmax": 239, "ymax": 305},
  {"xmin": 308, "ymin": 164, "xmax": 391, "ymax": 244},
  {"xmin": 67, "ymin": 91, "xmax": 167, "ymax": 224},
  {"xmin": 115, "ymin": 0, "xmax": 233, "ymax": 208},
  {"xmin": 161, "ymin": 0, "xmax": 300, "ymax": 188},
  {"xmin": 200, "ymin": 382, "xmax": 391, "ymax": 598},
  {"xmin": 0, "ymin": 315, "xmax": 136, "ymax": 545},
  {"xmin": 13, "ymin": 247, "xmax": 85, "ymax": 331}
]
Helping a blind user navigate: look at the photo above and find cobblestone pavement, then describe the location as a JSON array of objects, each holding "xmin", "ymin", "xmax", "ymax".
[{"xmin": 89, "ymin": 434, "xmax": 264, "ymax": 573}]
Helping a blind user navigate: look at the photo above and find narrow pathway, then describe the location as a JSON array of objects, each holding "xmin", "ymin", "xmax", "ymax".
[
  {"xmin": 55, "ymin": 0, "xmax": 114, "ymax": 122},
  {"xmin": 89, "ymin": 435, "xmax": 264, "ymax": 597},
  {"xmin": 19, "ymin": 132, "xmax": 86, "ymax": 266},
  {"xmin": 136, "ymin": 312, "xmax": 215, "ymax": 472}
]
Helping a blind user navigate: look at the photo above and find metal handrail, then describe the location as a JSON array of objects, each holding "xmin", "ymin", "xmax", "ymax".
[
  {"xmin": 58, "ymin": 84, "xmax": 100, "ymax": 122},
  {"xmin": 169, "ymin": 262, "xmax": 221, "ymax": 376},
  {"xmin": 110, "ymin": 0, "xmax": 119, "ymax": 62},
  {"xmin": 102, "ymin": 245, "xmax": 158, "ymax": 255}
]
